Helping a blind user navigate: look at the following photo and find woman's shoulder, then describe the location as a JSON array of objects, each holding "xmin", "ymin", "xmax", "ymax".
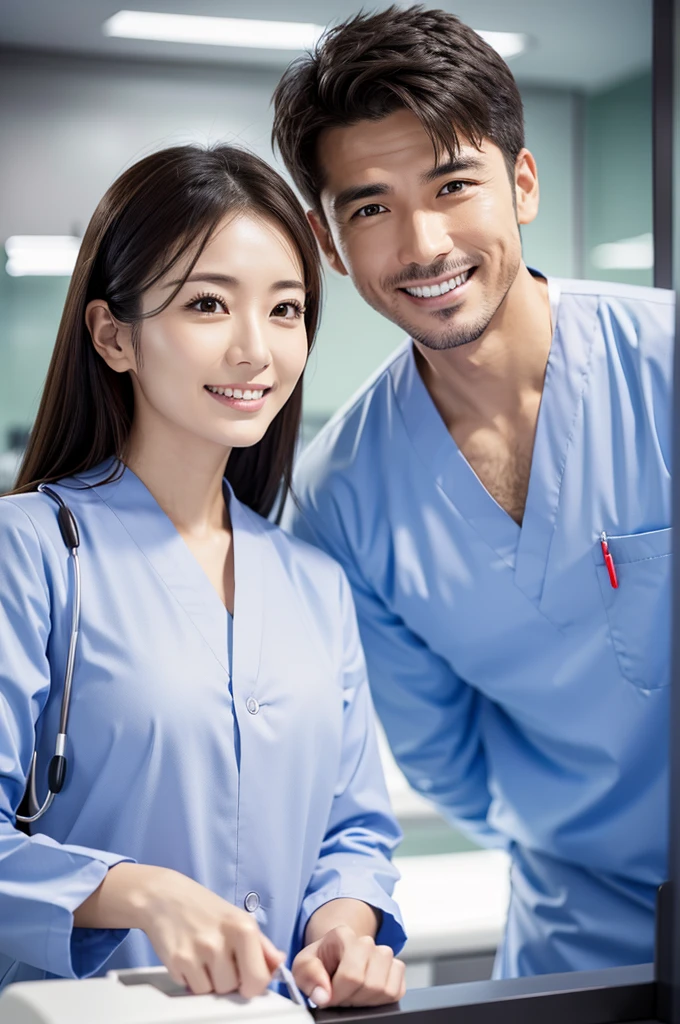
[
  {"xmin": 0, "ymin": 487, "xmax": 75, "ymax": 553},
  {"xmin": 0, "ymin": 492, "xmax": 68, "ymax": 589}
]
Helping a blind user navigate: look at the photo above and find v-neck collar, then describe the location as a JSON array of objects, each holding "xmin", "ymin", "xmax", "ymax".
[
  {"xmin": 392, "ymin": 275, "xmax": 597, "ymax": 602},
  {"xmin": 68, "ymin": 462, "xmax": 265, "ymax": 683}
]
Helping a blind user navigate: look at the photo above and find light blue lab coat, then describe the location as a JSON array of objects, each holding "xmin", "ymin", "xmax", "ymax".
[
  {"xmin": 285, "ymin": 277, "xmax": 674, "ymax": 977},
  {"xmin": 0, "ymin": 461, "xmax": 404, "ymax": 989}
]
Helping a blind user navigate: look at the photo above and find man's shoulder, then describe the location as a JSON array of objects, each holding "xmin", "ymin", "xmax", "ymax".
[
  {"xmin": 557, "ymin": 276, "xmax": 675, "ymax": 313},
  {"xmin": 558, "ymin": 277, "xmax": 674, "ymax": 369}
]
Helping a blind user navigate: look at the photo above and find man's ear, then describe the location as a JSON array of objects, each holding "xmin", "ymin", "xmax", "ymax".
[
  {"xmin": 85, "ymin": 300, "xmax": 136, "ymax": 374},
  {"xmin": 514, "ymin": 148, "xmax": 540, "ymax": 226},
  {"xmin": 307, "ymin": 209, "xmax": 349, "ymax": 277}
]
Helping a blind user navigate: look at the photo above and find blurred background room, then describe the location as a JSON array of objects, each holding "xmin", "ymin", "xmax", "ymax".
[{"xmin": 0, "ymin": 0, "xmax": 655, "ymax": 985}]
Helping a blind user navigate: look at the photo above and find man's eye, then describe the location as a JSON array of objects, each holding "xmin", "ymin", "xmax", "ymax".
[
  {"xmin": 439, "ymin": 181, "xmax": 467, "ymax": 196},
  {"xmin": 355, "ymin": 203, "xmax": 387, "ymax": 218}
]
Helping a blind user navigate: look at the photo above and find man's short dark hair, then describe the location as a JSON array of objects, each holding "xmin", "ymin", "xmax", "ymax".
[{"xmin": 272, "ymin": 4, "xmax": 525, "ymax": 211}]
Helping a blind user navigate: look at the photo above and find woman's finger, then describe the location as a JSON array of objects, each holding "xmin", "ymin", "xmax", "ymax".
[
  {"xmin": 260, "ymin": 931, "xmax": 287, "ymax": 972},
  {"xmin": 329, "ymin": 935, "xmax": 374, "ymax": 1005},
  {"xmin": 345, "ymin": 944, "xmax": 394, "ymax": 1006},
  {"xmin": 180, "ymin": 960, "xmax": 214, "ymax": 996},
  {"xmin": 385, "ymin": 958, "xmax": 407, "ymax": 1003},
  {"xmin": 292, "ymin": 948, "xmax": 333, "ymax": 1006},
  {"xmin": 206, "ymin": 947, "xmax": 239, "ymax": 996},
  {"xmin": 234, "ymin": 920, "xmax": 277, "ymax": 999}
]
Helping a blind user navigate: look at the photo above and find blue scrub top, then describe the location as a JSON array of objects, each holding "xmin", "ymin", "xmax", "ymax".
[
  {"xmin": 0, "ymin": 462, "xmax": 404, "ymax": 988},
  {"xmin": 285, "ymin": 277, "xmax": 674, "ymax": 977}
]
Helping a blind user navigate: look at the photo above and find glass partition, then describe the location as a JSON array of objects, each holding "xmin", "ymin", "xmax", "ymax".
[{"xmin": 0, "ymin": 0, "xmax": 663, "ymax": 990}]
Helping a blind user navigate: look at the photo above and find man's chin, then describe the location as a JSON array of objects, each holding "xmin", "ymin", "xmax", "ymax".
[{"xmin": 401, "ymin": 311, "xmax": 493, "ymax": 351}]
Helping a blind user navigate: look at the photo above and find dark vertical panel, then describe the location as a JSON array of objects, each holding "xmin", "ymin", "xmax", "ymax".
[
  {"xmin": 658, "ymin": 2, "xmax": 679, "ymax": 1019},
  {"xmin": 653, "ymin": 0, "xmax": 674, "ymax": 287}
]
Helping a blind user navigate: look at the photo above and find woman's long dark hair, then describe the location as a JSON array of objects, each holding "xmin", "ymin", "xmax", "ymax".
[{"xmin": 11, "ymin": 145, "xmax": 322, "ymax": 520}]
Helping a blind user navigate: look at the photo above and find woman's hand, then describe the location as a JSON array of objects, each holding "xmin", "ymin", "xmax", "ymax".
[
  {"xmin": 74, "ymin": 863, "xmax": 285, "ymax": 997},
  {"xmin": 292, "ymin": 925, "xmax": 406, "ymax": 1007}
]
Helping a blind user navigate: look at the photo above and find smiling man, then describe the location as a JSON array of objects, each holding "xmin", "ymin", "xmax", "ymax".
[{"xmin": 273, "ymin": 5, "xmax": 673, "ymax": 978}]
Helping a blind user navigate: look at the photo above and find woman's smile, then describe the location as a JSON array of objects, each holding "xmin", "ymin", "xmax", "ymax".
[{"xmin": 204, "ymin": 382, "xmax": 273, "ymax": 413}]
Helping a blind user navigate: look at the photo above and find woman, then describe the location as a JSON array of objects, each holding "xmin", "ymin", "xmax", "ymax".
[{"xmin": 0, "ymin": 145, "xmax": 406, "ymax": 1006}]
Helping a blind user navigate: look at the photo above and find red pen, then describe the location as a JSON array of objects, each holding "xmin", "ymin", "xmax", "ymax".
[{"xmin": 600, "ymin": 532, "xmax": 619, "ymax": 589}]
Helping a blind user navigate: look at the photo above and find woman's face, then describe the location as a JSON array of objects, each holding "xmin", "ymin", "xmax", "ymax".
[{"xmin": 121, "ymin": 213, "xmax": 309, "ymax": 454}]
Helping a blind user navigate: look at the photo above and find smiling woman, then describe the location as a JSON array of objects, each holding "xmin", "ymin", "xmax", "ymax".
[
  {"xmin": 0, "ymin": 145, "xmax": 407, "ymax": 1006},
  {"xmin": 13, "ymin": 145, "xmax": 322, "ymax": 520}
]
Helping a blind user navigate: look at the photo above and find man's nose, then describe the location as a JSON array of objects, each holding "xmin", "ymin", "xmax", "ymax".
[{"xmin": 397, "ymin": 211, "xmax": 453, "ymax": 268}]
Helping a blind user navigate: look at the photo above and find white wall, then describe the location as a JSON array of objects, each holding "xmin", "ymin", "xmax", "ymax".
[{"xmin": 0, "ymin": 50, "xmax": 580, "ymax": 447}]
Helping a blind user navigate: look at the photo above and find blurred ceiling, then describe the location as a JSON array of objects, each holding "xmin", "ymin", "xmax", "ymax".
[{"xmin": 0, "ymin": 0, "xmax": 652, "ymax": 91}]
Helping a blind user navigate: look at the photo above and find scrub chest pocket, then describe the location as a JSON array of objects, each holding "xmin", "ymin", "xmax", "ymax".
[{"xmin": 593, "ymin": 528, "xmax": 672, "ymax": 691}]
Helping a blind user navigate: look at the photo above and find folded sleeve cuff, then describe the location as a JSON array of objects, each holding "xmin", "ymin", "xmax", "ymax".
[
  {"xmin": 296, "ymin": 878, "xmax": 406, "ymax": 957},
  {"xmin": 45, "ymin": 851, "xmax": 135, "ymax": 979}
]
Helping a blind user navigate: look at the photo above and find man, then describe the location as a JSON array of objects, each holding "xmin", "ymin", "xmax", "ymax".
[{"xmin": 273, "ymin": 5, "xmax": 673, "ymax": 978}]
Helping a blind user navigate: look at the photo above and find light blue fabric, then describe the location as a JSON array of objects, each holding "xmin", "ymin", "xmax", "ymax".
[
  {"xmin": 284, "ymin": 277, "xmax": 674, "ymax": 977},
  {"xmin": 0, "ymin": 462, "xmax": 404, "ymax": 989}
]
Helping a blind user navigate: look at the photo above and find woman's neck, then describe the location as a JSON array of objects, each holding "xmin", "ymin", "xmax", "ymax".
[{"xmin": 124, "ymin": 420, "xmax": 231, "ymax": 537}]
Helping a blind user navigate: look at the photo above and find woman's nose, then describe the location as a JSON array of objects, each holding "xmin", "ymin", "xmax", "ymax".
[{"xmin": 225, "ymin": 316, "xmax": 271, "ymax": 370}]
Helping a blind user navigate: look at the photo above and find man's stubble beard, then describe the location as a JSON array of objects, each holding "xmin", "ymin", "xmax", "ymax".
[{"xmin": 361, "ymin": 251, "xmax": 522, "ymax": 352}]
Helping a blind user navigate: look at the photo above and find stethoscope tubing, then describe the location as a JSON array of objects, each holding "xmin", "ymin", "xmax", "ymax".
[{"xmin": 16, "ymin": 484, "xmax": 81, "ymax": 825}]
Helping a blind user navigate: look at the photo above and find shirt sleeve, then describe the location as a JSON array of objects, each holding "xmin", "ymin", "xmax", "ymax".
[
  {"xmin": 295, "ymin": 568, "xmax": 406, "ymax": 955},
  {"xmin": 284, "ymin": 493, "xmax": 504, "ymax": 850},
  {"xmin": 0, "ymin": 500, "xmax": 134, "ymax": 979}
]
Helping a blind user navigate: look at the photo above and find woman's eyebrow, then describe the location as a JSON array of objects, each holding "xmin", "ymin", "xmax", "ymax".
[
  {"xmin": 163, "ymin": 272, "xmax": 238, "ymax": 289},
  {"xmin": 271, "ymin": 279, "xmax": 305, "ymax": 292},
  {"xmin": 163, "ymin": 273, "xmax": 305, "ymax": 291}
]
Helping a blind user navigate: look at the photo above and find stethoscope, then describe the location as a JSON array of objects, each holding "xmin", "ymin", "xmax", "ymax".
[{"xmin": 16, "ymin": 484, "xmax": 81, "ymax": 824}]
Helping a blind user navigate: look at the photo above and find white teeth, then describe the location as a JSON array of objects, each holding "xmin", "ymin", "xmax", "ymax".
[
  {"xmin": 207, "ymin": 386, "xmax": 265, "ymax": 400},
  {"xmin": 405, "ymin": 268, "xmax": 472, "ymax": 298}
]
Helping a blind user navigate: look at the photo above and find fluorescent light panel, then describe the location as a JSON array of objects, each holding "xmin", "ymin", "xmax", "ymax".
[
  {"xmin": 103, "ymin": 11, "xmax": 526, "ymax": 59},
  {"xmin": 591, "ymin": 233, "xmax": 654, "ymax": 270},
  {"xmin": 103, "ymin": 11, "xmax": 324, "ymax": 50},
  {"xmin": 5, "ymin": 236, "xmax": 80, "ymax": 277},
  {"xmin": 476, "ymin": 31, "xmax": 527, "ymax": 59}
]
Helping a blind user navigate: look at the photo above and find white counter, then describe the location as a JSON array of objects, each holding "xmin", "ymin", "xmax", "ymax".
[{"xmin": 393, "ymin": 849, "xmax": 510, "ymax": 962}]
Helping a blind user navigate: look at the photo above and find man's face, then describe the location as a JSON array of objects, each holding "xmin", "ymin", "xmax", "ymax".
[{"xmin": 312, "ymin": 109, "xmax": 539, "ymax": 351}]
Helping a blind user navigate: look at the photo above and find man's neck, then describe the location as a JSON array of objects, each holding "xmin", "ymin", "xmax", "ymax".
[{"xmin": 414, "ymin": 265, "xmax": 553, "ymax": 432}]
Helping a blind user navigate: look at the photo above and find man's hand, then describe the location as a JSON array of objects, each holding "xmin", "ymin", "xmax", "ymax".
[{"xmin": 292, "ymin": 925, "xmax": 406, "ymax": 1007}]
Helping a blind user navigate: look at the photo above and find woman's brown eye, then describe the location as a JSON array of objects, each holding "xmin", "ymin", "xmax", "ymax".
[{"xmin": 199, "ymin": 298, "xmax": 218, "ymax": 313}]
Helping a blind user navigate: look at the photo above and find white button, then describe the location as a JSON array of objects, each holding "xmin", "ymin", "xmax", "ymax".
[
  {"xmin": 246, "ymin": 697, "xmax": 259, "ymax": 715},
  {"xmin": 244, "ymin": 891, "xmax": 260, "ymax": 912}
]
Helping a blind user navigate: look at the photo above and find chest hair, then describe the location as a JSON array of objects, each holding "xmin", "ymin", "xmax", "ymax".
[{"xmin": 456, "ymin": 429, "xmax": 535, "ymax": 526}]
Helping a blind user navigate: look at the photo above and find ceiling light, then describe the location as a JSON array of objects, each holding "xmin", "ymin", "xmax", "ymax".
[
  {"xmin": 5, "ymin": 236, "xmax": 80, "ymax": 277},
  {"xmin": 591, "ymin": 233, "xmax": 654, "ymax": 270},
  {"xmin": 475, "ymin": 30, "xmax": 527, "ymax": 59},
  {"xmin": 103, "ymin": 11, "xmax": 325, "ymax": 50}
]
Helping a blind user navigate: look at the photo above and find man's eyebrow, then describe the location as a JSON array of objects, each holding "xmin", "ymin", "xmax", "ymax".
[
  {"xmin": 332, "ymin": 182, "xmax": 392, "ymax": 216},
  {"xmin": 163, "ymin": 273, "xmax": 305, "ymax": 291},
  {"xmin": 421, "ymin": 156, "xmax": 486, "ymax": 184}
]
